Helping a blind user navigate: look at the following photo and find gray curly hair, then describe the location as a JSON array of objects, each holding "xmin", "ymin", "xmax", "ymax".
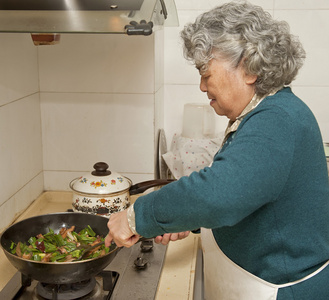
[{"xmin": 180, "ymin": 1, "xmax": 306, "ymax": 97}]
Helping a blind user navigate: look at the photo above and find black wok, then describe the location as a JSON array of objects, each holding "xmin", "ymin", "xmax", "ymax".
[{"xmin": 0, "ymin": 212, "xmax": 118, "ymax": 284}]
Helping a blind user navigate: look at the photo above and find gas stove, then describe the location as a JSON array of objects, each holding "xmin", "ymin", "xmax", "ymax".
[{"xmin": 0, "ymin": 239, "xmax": 167, "ymax": 300}]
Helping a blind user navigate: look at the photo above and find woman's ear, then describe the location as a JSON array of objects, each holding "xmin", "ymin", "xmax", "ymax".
[
  {"xmin": 245, "ymin": 73, "xmax": 257, "ymax": 85},
  {"xmin": 239, "ymin": 58, "xmax": 257, "ymax": 85}
]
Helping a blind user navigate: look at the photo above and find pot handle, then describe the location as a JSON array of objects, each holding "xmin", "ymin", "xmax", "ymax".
[{"xmin": 129, "ymin": 179, "xmax": 176, "ymax": 195}]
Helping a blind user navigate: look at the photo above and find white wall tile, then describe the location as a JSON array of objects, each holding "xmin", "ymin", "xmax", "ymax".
[
  {"xmin": 0, "ymin": 172, "xmax": 43, "ymax": 232},
  {"xmin": 293, "ymin": 86, "xmax": 329, "ymax": 142},
  {"xmin": 164, "ymin": 10, "xmax": 204, "ymax": 85},
  {"xmin": 174, "ymin": 0, "xmax": 274, "ymax": 10},
  {"xmin": 248, "ymin": 0, "xmax": 274, "ymax": 9},
  {"xmin": 40, "ymin": 92, "xmax": 155, "ymax": 176},
  {"xmin": 0, "ymin": 34, "xmax": 42, "ymax": 230},
  {"xmin": 0, "ymin": 94, "xmax": 43, "ymax": 205},
  {"xmin": 174, "ymin": 0, "xmax": 225, "ymax": 10},
  {"xmin": 155, "ymin": 29, "xmax": 165, "ymax": 93},
  {"xmin": 164, "ymin": 85, "xmax": 227, "ymax": 147},
  {"xmin": 155, "ymin": 86, "xmax": 165, "ymax": 129},
  {"xmin": 0, "ymin": 33, "xmax": 39, "ymax": 106},
  {"xmin": 38, "ymin": 34, "xmax": 156, "ymax": 94},
  {"xmin": 275, "ymin": 0, "xmax": 329, "ymax": 9},
  {"xmin": 274, "ymin": 10, "xmax": 329, "ymax": 87}
]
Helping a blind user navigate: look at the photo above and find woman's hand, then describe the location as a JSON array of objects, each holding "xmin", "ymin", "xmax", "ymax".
[
  {"xmin": 105, "ymin": 210, "xmax": 190, "ymax": 247},
  {"xmin": 154, "ymin": 231, "xmax": 190, "ymax": 245},
  {"xmin": 105, "ymin": 210, "xmax": 140, "ymax": 248}
]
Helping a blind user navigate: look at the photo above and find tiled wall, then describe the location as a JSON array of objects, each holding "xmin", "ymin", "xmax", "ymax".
[
  {"xmin": 0, "ymin": 31, "xmax": 164, "ymax": 231},
  {"xmin": 38, "ymin": 33, "xmax": 162, "ymax": 191},
  {"xmin": 0, "ymin": 33, "xmax": 43, "ymax": 231},
  {"xmin": 1, "ymin": 0, "xmax": 329, "ymax": 230}
]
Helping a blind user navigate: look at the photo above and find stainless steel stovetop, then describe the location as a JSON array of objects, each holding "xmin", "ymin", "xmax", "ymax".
[{"xmin": 0, "ymin": 240, "xmax": 167, "ymax": 300}]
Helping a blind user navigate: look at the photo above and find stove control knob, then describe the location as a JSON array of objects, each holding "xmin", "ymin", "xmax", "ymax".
[
  {"xmin": 140, "ymin": 239, "xmax": 154, "ymax": 252},
  {"xmin": 134, "ymin": 256, "xmax": 148, "ymax": 269}
]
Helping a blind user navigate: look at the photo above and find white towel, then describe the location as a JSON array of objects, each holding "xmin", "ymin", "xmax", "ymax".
[{"xmin": 163, "ymin": 133, "xmax": 223, "ymax": 179}]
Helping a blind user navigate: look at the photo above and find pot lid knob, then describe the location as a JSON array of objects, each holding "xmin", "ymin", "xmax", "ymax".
[{"xmin": 91, "ymin": 162, "xmax": 112, "ymax": 176}]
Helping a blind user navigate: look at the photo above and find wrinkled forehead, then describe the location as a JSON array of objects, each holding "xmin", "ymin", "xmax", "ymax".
[
  {"xmin": 194, "ymin": 50, "xmax": 217, "ymax": 75},
  {"xmin": 197, "ymin": 52, "xmax": 242, "ymax": 75},
  {"xmin": 196, "ymin": 55, "xmax": 215, "ymax": 75}
]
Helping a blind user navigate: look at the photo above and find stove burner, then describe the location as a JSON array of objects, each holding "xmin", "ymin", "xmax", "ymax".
[{"xmin": 36, "ymin": 278, "xmax": 96, "ymax": 300}]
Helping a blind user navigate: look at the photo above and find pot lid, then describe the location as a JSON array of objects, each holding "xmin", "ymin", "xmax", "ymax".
[
  {"xmin": 70, "ymin": 162, "xmax": 132, "ymax": 195},
  {"xmin": 0, "ymin": 0, "xmax": 178, "ymax": 35}
]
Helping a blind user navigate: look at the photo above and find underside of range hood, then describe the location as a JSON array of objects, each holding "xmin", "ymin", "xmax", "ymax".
[{"xmin": 0, "ymin": 0, "xmax": 178, "ymax": 36}]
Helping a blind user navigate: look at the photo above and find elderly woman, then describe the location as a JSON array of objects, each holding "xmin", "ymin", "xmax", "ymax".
[{"xmin": 105, "ymin": 1, "xmax": 329, "ymax": 299}]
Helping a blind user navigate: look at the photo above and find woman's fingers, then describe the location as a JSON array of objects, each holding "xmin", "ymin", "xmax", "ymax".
[
  {"xmin": 105, "ymin": 233, "xmax": 113, "ymax": 247},
  {"xmin": 154, "ymin": 231, "xmax": 191, "ymax": 245}
]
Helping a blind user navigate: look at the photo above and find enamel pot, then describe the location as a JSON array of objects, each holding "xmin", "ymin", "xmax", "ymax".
[{"xmin": 70, "ymin": 162, "xmax": 174, "ymax": 217}]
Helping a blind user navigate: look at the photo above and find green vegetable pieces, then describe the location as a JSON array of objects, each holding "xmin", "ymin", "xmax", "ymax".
[{"xmin": 10, "ymin": 225, "xmax": 109, "ymax": 262}]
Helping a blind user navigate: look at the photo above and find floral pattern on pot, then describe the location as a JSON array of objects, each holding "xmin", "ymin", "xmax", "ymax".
[
  {"xmin": 91, "ymin": 180, "xmax": 107, "ymax": 189},
  {"xmin": 79, "ymin": 177, "xmax": 88, "ymax": 184},
  {"xmin": 72, "ymin": 195, "xmax": 130, "ymax": 217},
  {"xmin": 77, "ymin": 176, "xmax": 127, "ymax": 189},
  {"xmin": 81, "ymin": 197, "xmax": 92, "ymax": 204}
]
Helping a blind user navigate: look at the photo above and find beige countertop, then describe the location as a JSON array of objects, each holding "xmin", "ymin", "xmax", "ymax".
[{"xmin": 0, "ymin": 191, "xmax": 200, "ymax": 299}]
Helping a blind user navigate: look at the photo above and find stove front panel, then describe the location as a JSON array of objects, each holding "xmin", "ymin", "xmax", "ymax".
[{"xmin": 108, "ymin": 241, "xmax": 167, "ymax": 299}]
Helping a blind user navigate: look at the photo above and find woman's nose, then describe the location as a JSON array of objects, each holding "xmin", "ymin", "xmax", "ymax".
[{"xmin": 200, "ymin": 78, "xmax": 207, "ymax": 92}]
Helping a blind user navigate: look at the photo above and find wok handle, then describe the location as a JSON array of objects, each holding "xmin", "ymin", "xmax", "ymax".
[{"xmin": 129, "ymin": 179, "xmax": 176, "ymax": 195}]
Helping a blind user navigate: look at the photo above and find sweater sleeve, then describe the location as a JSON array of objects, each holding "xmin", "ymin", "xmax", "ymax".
[{"xmin": 134, "ymin": 105, "xmax": 295, "ymax": 238}]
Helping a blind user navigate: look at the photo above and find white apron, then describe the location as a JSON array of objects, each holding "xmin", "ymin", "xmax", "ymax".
[{"xmin": 201, "ymin": 228, "xmax": 329, "ymax": 300}]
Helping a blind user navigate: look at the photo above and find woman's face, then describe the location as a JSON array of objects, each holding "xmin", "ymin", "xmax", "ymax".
[{"xmin": 199, "ymin": 58, "xmax": 257, "ymax": 121}]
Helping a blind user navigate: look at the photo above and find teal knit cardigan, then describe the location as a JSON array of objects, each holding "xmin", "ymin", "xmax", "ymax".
[{"xmin": 134, "ymin": 87, "xmax": 329, "ymax": 299}]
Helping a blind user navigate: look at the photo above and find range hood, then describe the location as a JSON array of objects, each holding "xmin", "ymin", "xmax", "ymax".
[{"xmin": 0, "ymin": 0, "xmax": 178, "ymax": 36}]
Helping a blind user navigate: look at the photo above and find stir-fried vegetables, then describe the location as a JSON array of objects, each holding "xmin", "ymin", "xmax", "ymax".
[{"xmin": 10, "ymin": 225, "xmax": 109, "ymax": 262}]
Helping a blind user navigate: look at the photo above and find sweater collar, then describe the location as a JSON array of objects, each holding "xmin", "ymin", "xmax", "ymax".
[{"xmin": 222, "ymin": 87, "xmax": 283, "ymax": 145}]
